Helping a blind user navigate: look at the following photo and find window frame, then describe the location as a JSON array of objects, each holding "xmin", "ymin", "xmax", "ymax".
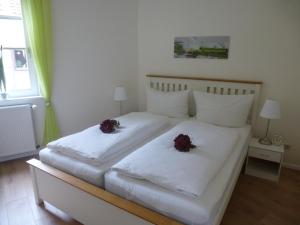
[{"xmin": 0, "ymin": 14, "xmax": 40, "ymax": 99}]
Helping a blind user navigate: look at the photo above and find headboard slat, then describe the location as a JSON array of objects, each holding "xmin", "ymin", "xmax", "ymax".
[
  {"xmin": 207, "ymin": 86, "xmax": 210, "ymax": 93},
  {"xmin": 220, "ymin": 88, "xmax": 224, "ymax": 95},
  {"xmin": 213, "ymin": 87, "xmax": 217, "ymax": 94}
]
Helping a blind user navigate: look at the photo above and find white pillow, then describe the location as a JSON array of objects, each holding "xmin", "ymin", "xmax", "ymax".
[
  {"xmin": 146, "ymin": 88, "xmax": 189, "ymax": 118},
  {"xmin": 193, "ymin": 91, "xmax": 254, "ymax": 127}
]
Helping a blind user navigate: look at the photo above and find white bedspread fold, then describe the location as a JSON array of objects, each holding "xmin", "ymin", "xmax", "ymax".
[
  {"xmin": 47, "ymin": 112, "xmax": 170, "ymax": 166},
  {"xmin": 112, "ymin": 120, "xmax": 239, "ymax": 198}
]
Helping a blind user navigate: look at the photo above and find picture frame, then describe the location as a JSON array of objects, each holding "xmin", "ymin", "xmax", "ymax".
[{"xmin": 174, "ymin": 36, "xmax": 230, "ymax": 59}]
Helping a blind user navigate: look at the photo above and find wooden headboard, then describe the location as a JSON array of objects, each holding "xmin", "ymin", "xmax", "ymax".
[{"xmin": 146, "ymin": 74, "xmax": 263, "ymax": 127}]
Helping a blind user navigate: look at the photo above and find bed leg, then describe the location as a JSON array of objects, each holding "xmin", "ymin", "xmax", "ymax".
[{"xmin": 30, "ymin": 165, "xmax": 44, "ymax": 205}]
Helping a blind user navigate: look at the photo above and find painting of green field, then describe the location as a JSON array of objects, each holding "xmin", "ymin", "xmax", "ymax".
[{"xmin": 174, "ymin": 36, "xmax": 230, "ymax": 59}]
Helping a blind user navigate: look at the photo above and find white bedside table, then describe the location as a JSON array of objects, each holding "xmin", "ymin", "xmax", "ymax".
[{"xmin": 245, "ymin": 138, "xmax": 284, "ymax": 181}]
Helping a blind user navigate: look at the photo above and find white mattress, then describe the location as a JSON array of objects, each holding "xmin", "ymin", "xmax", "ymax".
[
  {"xmin": 39, "ymin": 115, "xmax": 186, "ymax": 187},
  {"xmin": 104, "ymin": 125, "xmax": 251, "ymax": 225}
]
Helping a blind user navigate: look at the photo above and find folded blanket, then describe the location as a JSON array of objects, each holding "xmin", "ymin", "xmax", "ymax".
[
  {"xmin": 112, "ymin": 120, "xmax": 239, "ymax": 198},
  {"xmin": 47, "ymin": 112, "xmax": 170, "ymax": 166}
]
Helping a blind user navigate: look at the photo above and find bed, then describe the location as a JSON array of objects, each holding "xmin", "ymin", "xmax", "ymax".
[
  {"xmin": 39, "ymin": 112, "xmax": 184, "ymax": 187},
  {"xmin": 105, "ymin": 124, "xmax": 251, "ymax": 225},
  {"xmin": 27, "ymin": 74, "xmax": 262, "ymax": 225}
]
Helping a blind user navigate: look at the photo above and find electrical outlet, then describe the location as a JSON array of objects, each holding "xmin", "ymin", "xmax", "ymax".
[{"xmin": 284, "ymin": 144, "xmax": 290, "ymax": 150}]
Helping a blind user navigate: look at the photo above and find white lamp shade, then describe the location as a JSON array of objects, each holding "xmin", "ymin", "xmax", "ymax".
[
  {"xmin": 260, "ymin": 99, "xmax": 281, "ymax": 119},
  {"xmin": 114, "ymin": 86, "xmax": 127, "ymax": 101}
]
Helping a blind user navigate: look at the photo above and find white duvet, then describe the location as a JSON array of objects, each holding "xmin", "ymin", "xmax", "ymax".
[
  {"xmin": 112, "ymin": 120, "xmax": 239, "ymax": 198},
  {"xmin": 47, "ymin": 112, "xmax": 170, "ymax": 166}
]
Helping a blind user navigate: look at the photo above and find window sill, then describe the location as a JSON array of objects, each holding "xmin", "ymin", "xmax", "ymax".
[{"xmin": 0, "ymin": 95, "xmax": 44, "ymax": 107}]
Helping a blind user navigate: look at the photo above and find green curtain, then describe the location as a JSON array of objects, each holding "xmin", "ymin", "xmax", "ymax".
[
  {"xmin": 0, "ymin": 46, "xmax": 6, "ymax": 91},
  {"xmin": 21, "ymin": 0, "xmax": 60, "ymax": 144}
]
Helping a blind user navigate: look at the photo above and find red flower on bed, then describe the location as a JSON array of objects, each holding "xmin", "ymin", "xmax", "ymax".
[
  {"xmin": 174, "ymin": 134, "xmax": 196, "ymax": 152},
  {"xmin": 100, "ymin": 120, "xmax": 115, "ymax": 133},
  {"xmin": 110, "ymin": 119, "xmax": 120, "ymax": 128},
  {"xmin": 99, "ymin": 119, "xmax": 121, "ymax": 133}
]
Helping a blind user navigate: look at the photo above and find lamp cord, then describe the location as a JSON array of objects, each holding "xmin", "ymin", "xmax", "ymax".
[
  {"xmin": 265, "ymin": 119, "xmax": 270, "ymax": 138},
  {"xmin": 119, "ymin": 101, "xmax": 122, "ymax": 116}
]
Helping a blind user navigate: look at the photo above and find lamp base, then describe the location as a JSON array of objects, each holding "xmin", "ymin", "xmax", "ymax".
[{"xmin": 259, "ymin": 137, "xmax": 272, "ymax": 145}]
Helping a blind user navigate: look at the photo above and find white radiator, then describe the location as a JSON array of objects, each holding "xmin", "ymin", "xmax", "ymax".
[{"xmin": 0, "ymin": 104, "xmax": 37, "ymax": 161}]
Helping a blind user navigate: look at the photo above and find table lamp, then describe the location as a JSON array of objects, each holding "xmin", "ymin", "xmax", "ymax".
[
  {"xmin": 114, "ymin": 86, "xmax": 127, "ymax": 115},
  {"xmin": 259, "ymin": 99, "xmax": 281, "ymax": 145}
]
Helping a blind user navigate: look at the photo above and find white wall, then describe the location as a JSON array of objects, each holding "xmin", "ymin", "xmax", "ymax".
[
  {"xmin": 52, "ymin": 0, "xmax": 138, "ymax": 135},
  {"xmin": 0, "ymin": 0, "xmax": 138, "ymax": 148},
  {"xmin": 137, "ymin": 0, "xmax": 300, "ymax": 164}
]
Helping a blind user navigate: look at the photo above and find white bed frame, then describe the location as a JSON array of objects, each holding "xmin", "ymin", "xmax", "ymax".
[{"xmin": 28, "ymin": 74, "xmax": 262, "ymax": 225}]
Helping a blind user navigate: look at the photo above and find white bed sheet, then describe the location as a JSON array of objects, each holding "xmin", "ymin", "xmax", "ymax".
[
  {"xmin": 112, "ymin": 120, "xmax": 240, "ymax": 198},
  {"xmin": 47, "ymin": 112, "xmax": 174, "ymax": 166},
  {"xmin": 39, "ymin": 115, "xmax": 186, "ymax": 187},
  {"xmin": 104, "ymin": 125, "xmax": 251, "ymax": 225}
]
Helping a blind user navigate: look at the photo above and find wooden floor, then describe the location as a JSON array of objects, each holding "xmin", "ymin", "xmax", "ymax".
[
  {"xmin": 222, "ymin": 167, "xmax": 300, "ymax": 225},
  {"xmin": 0, "ymin": 158, "xmax": 299, "ymax": 225}
]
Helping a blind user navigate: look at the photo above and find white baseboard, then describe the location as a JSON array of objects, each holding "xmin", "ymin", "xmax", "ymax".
[
  {"xmin": 0, "ymin": 150, "xmax": 39, "ymax": 162},
  {"xmin": 283, "ymin": 162, "xmax": 300, "ymax": 171}
]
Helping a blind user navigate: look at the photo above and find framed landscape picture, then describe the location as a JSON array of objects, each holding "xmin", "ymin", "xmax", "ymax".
[{"xmin": 174, "ymin": 36, "xmax": 230, "ymax": 59}]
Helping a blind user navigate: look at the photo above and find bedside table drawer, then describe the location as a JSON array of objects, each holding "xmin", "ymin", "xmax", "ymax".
[{"xmin": 248, "ymin": 147, "xmax": 282, "ymax": 162}]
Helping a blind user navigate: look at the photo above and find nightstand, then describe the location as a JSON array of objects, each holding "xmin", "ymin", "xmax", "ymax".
[{"xmin": 245, "ymin": 138, "xmax": 284, "ymax": 181}]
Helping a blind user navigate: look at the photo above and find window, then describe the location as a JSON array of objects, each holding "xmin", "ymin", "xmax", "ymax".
[{"xmin": 0, "ymin": 0, "xmax": 39, "ymax": 98}]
